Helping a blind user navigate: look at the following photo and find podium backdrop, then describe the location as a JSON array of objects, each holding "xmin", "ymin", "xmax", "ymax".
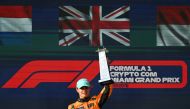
[{"xmin": 0, "ymin": 0, "xmax": 190, "ymax": 109}]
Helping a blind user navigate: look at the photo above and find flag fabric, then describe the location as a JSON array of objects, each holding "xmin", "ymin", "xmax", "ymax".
[
  {"xmin": 0, "ymin": 6, "xmax": 32, "ymax": 32},
  {"xmin": 157, "ymin": 6, "xmax": 190, "ymax": 46},
  {"xmin": 59, "ymin": 6, "xmax": 130, "ymax": 47},
  {"xmin": 0, "ymin": 6, "xmax": 32, "ymax": 45}
]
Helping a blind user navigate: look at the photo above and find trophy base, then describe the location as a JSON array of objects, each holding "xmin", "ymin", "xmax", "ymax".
[{"xmin": 98, "ymin": 79, "xmax": 114, "ymax": 85}]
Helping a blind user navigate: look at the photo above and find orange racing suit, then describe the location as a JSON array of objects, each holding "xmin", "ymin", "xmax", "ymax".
[{"xmin": 68, "ymin": 84, "xmax": 113, "ymax": 109}]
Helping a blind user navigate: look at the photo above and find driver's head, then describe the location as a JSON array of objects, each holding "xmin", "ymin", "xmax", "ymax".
[{"xmin": 76, "ymin": 78, "xmax": 91, "ymax": 99}]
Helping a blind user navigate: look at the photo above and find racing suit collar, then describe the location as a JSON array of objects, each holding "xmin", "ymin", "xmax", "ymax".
[{"xmin": 77, "ymin": 96, "xmax": 91, "ymax": 102}]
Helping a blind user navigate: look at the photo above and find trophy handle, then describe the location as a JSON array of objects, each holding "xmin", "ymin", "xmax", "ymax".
[{"xmin": 99, "ymin": 79, "xmax": 114, "ymax": 85}]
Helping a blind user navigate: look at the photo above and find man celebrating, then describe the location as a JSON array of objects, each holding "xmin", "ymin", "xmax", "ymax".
[{"xmin": 68, "ymin": 78, "xmax": 113, "ymax": 109}]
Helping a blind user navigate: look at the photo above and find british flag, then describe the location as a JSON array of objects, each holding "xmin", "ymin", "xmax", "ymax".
[{"xmin": 59, "ymin": 5, "xmax": 130, "ymax": 47}]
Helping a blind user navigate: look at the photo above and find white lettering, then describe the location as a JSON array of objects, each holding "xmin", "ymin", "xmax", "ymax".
[
  {"xmin": 140, "ymin": 72, "xmax": 157, "ymax": 77},
  {"xmin": 162, "ymin": 78, "xmax": 180, "ymax": 83},
  {"xmin": 135, "ymin": 78, "xmax": 161, "ymax": 83},
  {"xmin": 112, "ymin": 78, "xmax": 134, "ymax": 83}
]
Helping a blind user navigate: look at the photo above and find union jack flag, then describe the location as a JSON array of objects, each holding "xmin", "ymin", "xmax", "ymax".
[{"xmin": 59, "ymin": 6, "xmax": 130, "ymax": 47}]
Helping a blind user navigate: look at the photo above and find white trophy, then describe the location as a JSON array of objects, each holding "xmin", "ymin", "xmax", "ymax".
[{"xmin": 97, "ymin": 48, "xmax": 113, "ymax": 85}]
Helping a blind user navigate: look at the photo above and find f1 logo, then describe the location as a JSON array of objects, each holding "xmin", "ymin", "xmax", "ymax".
[{"xmin": 2, "ymin": 60, "xmax": 99, "ymax": 88}]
